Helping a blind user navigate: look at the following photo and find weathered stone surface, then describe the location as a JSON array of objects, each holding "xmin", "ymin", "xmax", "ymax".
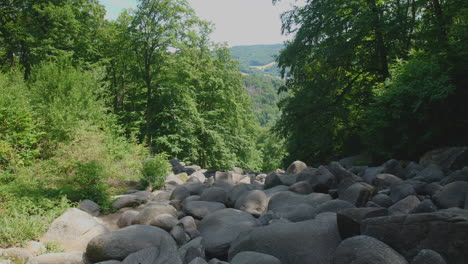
[
  {"xmin": 228, "ymin": 212, "xmax": 341, "ymax": 264},
  {"xmin": 268, "ymin": 191, "xmax": 332, "ymax": 214},
  {"xmin": 410, "ymin": 199, "xmax": 437, "ymax": 214},
  {"xmin": 285, "ymin": 160, "xmax": 307, "ymax": 175},
  {"xmin": 415, "ymin": 164, "xmax": 444, "ymax": 183},
  {"xmin": 338, "ymin": 182, "xmax": 374, "ymax": 207},
  {"xmin": 199, "ymin": 209, "xmax": 257, "ymax": 259},
  {"xmin": 86, "ymin": 225, "xmax": 178, "ymax": 263},
  {"xmin": 440, "ymin": 167, "xmax": 468, "ymax": 185},
  {"xmin": 432, "ymin": 181, "xmax": 468, "ymax": 209},
  {"xmin": 171, "ymin": 186, "xmax": 191, "ymax": 201},
  {"xmin": 288, "ymin": 181, "xmax": 313, "ymax": 194},
  {"xmin": 2, "ymin": 248, "xmax": 35, "ymax": 264},
  {"xmin": 117, "ymin": 210, "xmax": 139, "ymax": 228},
  {"xmin": 79, "ymin": 200, "xmax": 100, "ymax": 216},
  {"xmin": 25, "ymin": 241, "xmax": 46, "ymax": 256},
  {"xmin": 388, "ymin": 195, "xmax": 421, "ymax": 215},
  {"xmin": 200, "ymin": 187, "xmax": 227, "ymax": 204},
  {"xmin": 337, "ymin": 207, "xmax": 388, "ymax": 239},
  {"xmin": 227, "ymin": 184, "xmax": 256, "ymax": 207},
  {"xmin": 390, "ymin": 183, "xmax": 417, "ymax": 203},
  {"xmin": 363, "ymin": 166, "xmax": 385, "ymax": 184},
  {"xmin": 230, "ymin": 251, "xmax": 281, "ymax": 264},
  {"xmin": 361, "ymin": 211, "xmax": 468, "ymax": 264},
  {"xmin": 121, "ymin": 246, "xmax": 182, "ymax": 264},
  {"xmin": 171, "ymin": 225, "xmax": 188, "ymax": 246},
  {"xmin": 34, "ymin": 252, "xmax": 84, "ymax": 264},
  {"xmin": 263, "ymin": 185, "xmax": 289, "ymax": 198},
  {"xmin": 178, "ymin": 237, "xmax": 205, "ymax": 263},
  {"xmin": 185, "ymin": 183, "xmax": 209, "ymax": 196},
  {"xmin": 332, "ymin": 235, "xmax": 408, "ymax": 264},
  {"xmin": 264, "ymin": 172, "xmax": 283, "ymax": 189},
  {"xmin": 372, "ymin": 193, "xmax": 393, "ymax": 208},
  {"xmin": 177, "ymin": 216, "xmax": 197, "ymax": 230},
  {"xmin": 419, "ymin": 147, "xmax": 468, "ymax": 170},
  {"xmin": 374, "ymin": 174, "xmax": 403, "ymax": 189},
  {"xmin": 41, "ymin": 208, "xmax": 109, "ymax": 252},
  {"xmin": 383, "ymin": 159, "xmax": 405, "ymax": 179},
  {"xmin": 150, "ymin": 214, "xmax": 178, "ymax": 231},
  {"xmin": 234, "ymin": 190, "xmax": 268, "ymax": 216},
  {"xmin": 328, "ymin": 162, "xmax": 357, "ymax": 183},
  {"xmin": 183, "ymin": 201, "xmax": 226, "ymax": 220},
  {"xmin": 411, "ymin": 249, "xmax": 447, "ymax": 264},
  {"xmin": 133, "ymin": 203, "xmax": 177, "ymax": 225}
]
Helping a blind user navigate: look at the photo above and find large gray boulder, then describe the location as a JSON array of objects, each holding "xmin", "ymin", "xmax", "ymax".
[
  {"xmin": 285, "ymin": 160, "xmax": 307, "ymax": 175},
  {"xmin": 183, "ymin": 201, "xmax": 226, "ymax": 219},
  {"xmin": 230, "ymin": 251, "xmax": 281, "ymax": 264},
  {"xmin": 361, "ymin": 210, "xmax": 468, "ymax": 264},
  {"xmin": 415, "ymin": 164, "xmax": 444, "ymax": 183},
  {"xmin": 432, "ymin": 181, "xmax": 468, "ymax": 209},
  {"xmin": 199, "ymin": 209, "xmax": 257, "ymax": 259},
  {"xmin": 121, "ymin": 246, "xmax": 181, "ymax": 264},
  {"xmin": 41, "ymin": 208, "xmax": 109, "ymax": 252},
  {"xmin": 117, "ymin": 210, "xmax": 139, "ymax": 228},
  {"xmin": 332, "ymin": 235, "xmax": 408, "ymax": 264},
  {"xmin": 234, "ymin": 190, "xmax": 268, "ymax": 216},
  {"xmin": 228, "ymin": 184, "xmax": 256, "ymax": 207},
  {"xmin": 228, "ymin": 212, "xmax": 341, "ymax": 264},
  {"xmin": 264, "ymin": 172, "xmax": 283, "ymax": 189},
  {"xmin": 86, "ymin": 225, "xmax": 178, "ymax": 263},
  {"xmin": 411, "ymin": 249, "xmax": 447, "ymax": 264},
  {"xmin": 171, "ymin": 186, "xmax": 191, "ymax": 201},
  {"xmin": 79, "ymin": 200, "xmax": 100, "ymax": 216},
  {"xmin": 132, "ymin": 203, "xmax": 177, "ymax": 225},
  {"xmin": 388, "ymin": 195, "xmax": 421, "ymax": 215},
  {"xmin": 390, "ymin": 183, "xmax": 417, "ymax": 203},
  {"xmin": 267, "ymin": 191, "xmax": 332, "ymax": 214},
  {"xmin": 336, "ymin": 207, "xmax": 388, "ymax": 239},
  {"xmin": 419, "ymin": 147, "xmax": 468, "ymax": 170},
  {"xmin": 338, "ymin": 182, "xmax": 374, "ymax": 206},
  {"xmin": 200, "ymin": 187, "xmax": 227, "ymax": 204}
]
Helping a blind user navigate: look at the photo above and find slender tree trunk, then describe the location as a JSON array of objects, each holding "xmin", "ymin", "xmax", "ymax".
[{"xmin": 367, "ymin": 0, "xmax": 390, "ymax": 80}]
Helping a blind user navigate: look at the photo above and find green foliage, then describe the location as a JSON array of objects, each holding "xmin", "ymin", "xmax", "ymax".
[
  {"xmin": 230, "ymin": 44, "xmax": 283, "ymax": 66},
  {"xmin": 363, "ymin": 51, "xmax": 456, "ymax": 160},
  {"xmin": 141, "ymin": 153, "xmax": 171, "ymax": 189},
  {"xmin": 0, "ymin": 71, "xmax": 43, "ymax": 173},
  {"xmin": 256, "ymin": 127, "xmax": 286, "ymax": 172},
  {"xmin": 276, "ymin": 0, "xmax": 468, "ymax": 165},
  {"xmin": 61, "ymin": 161, "xmax": 109, "ymax": 204}
]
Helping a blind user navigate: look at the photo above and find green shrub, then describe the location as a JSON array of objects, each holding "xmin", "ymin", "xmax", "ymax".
[
  {"xmin": 61, "ymin": 161, "xmax": 109, "ymax": 205},
  {"xmin": 141, "ymin": 153, "xmax": 171, "ymax": 190}
]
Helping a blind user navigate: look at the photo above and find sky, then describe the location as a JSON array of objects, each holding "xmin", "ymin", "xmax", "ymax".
[{"xmin": 98, "ymin": 0, "xmax": 305, "ymax": 47}]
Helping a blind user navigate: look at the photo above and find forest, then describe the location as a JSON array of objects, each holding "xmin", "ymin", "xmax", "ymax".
[
  {"xmin": 0, "ymin": 0, "xmax": 467, "ymax": 249},
  {"xmin": 275, "ymin": 0, "xmax": 468, "ymax": 166}
]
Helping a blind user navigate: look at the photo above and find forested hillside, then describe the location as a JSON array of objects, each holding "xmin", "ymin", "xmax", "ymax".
[
  {"xmin": 275, "ymin": 0, "xmax": 468, "ymax": 166},
  {"xmin": 0, "ymin": 0, "xmax": 282, "ymax": 247},
  {"xmin": 229, "ymin": 44, "xmax": 285, "ymax": 126}
]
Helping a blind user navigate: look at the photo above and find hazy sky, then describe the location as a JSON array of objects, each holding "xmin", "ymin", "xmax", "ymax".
[{"xmin": 98, "ymin": 0, "xmax": 304, "ymax": 47}]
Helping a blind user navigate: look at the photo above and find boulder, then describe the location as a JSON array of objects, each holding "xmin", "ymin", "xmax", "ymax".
[
  {"xmin": 166, "ymin": 173, "xmax": 188, "ymax": 186},
  {"xmin": 362, "ymin": 166, "xmax": 385, "ymax": 184},
  {"xmin": 336, "ymin": 207, "xmax": 388, "ymax": 239},
  {"xmin": 411, "ymin": 249, "xmax": 447, "ymax": 264},
  {"xmin": 432, "ymin": 181, "xmax": 468, "ymax": 209},
  {"xmin": 383, "ymin": 159, "xmax": 405, "ymax": 178},
  {"xmin": 86, "ymin": 225, "xmax": 178, "ymax": 263},
  {"xmin": 152, "ymin": 190, "xmax": 171, "ymax": 201},
  {"xmin": 2, "ymin": 248, "xmax": 35, "ymax": 264},
  {"xmin": 214, "ymin": 171, "xmax": 231, "ymax": 184},
  {"xmin": 178, "ymin": 237, "xmax": 205, "ymax": 263},
  {"xmin": 374, "ymin": 174, "xmax": 403, "ymax": 189},
  {"xmin": 263, "ymin": 185, "xmax": 289, "ymax": 197},
  {"xmin": 415, "ymin": 164, "xmax": 444, "ymax": 183},
  {"xmin": 230, "ymin": 251, "xmax": 281, "ymax": 264},
  {"xmin": 285, "ymin": 160, "xmax": 307, "ymax": 175},
  {"xmin": 190, "ymin": 171, "xmax": 207, "ymax": 183},
  {"xmin": 410, "ymin": 199, "xmax": 437, "ymax": 214},
  {"xmin": 388, "ymin": 195, "xmax": 421, "ymax": 215},
  {"xmin": 338, "ymin": 182, "xmax": 374, "ymax": 207},
  {"xmin": 150, "ymin": 214, "xmax": 178, "ymax": 231},
  {"xmin": 170, "ymin": 225, "xmax": 188, "ymax": 245},
  {"xmin": 288, "ymin": 181, "xmax": 313, "ymax": 194},
  {"xmin": 228, "ymin": 212, "xmax": 341, "ymax": 264},
  {"xmin": 372, "ymin": 194, "xmax": 393, "ymax": 208},
  {"xmin": 332, "ymin": 235, "xmax": 408, "ymax": 264},
  {"xmin": 188, "ymin": 258, "xmax": 207, "ymax": 264},
  {"xmin": 24, "ymin": 241, "xmax": 46, "ymax": 256},
  {"xmin": 361, "ymin": 211, "xmax": 468, "ymax": 264},
  {"xmin": 34, "ymin": 252, "xmax": 84, "ymax": 264},
  {"xmin": 169, "ymin": 159, "xmax": 185, "ymax": 174},
  {"xmin": 234, "ymin": 190, "xmax": 268, "ymax": 216},
  {"xmin": 328, "ymin": 161, "xmax": 357, "ymax": 183},
  {"xmin": 79, "ymin": 200, "xmax": 100, "ymax": 216},
  {"xmin": 200, "ymin": 187, "xmax": 227, "ymax": 204},
  {"xmin": 404, "ymin": 162, "xmax": 424, "ymax": 179},
  {"xmin": 185, "ymin": 183, "xmax": 209, "ymax": 196},
  {"xmin": 121, "ymin": 246, "xmax": 181, "ymax": 264},
  {"xmin": 171, "ymin": 186, "xmax": 191, "ymax": 201},
  {"xmin": 390, "ymin": 183, "xmax": 417, "ymax": 203},
  {"xmin": 227, "ymin": 184, "xmax": 256, "ymax": 207},
  {"xmin": 264, "ymin": 171, "xmax": 283, "ymax": 189},
  {"xmin": 177, "ymin": 216, "xmax": 197, "ymax": 230},
  {"xmin": 312, "ymin": 199, "xmax": 356, "ymax": 217},
  {"xmin": 199, "ymin": 208, "xmax": 257, "ymax": 259},
  {"xmin": 338, "ymin": 154, "xmax": 371, "ymax": 168},
  {"xmin": 41, "ymin": 208, "xmax": 109, "ymax": 252},
  {"xmin": 268, "ymin": 191, "xmax": 332, "ymax": 215},
  {"xmin": 440, "ymin": 167, "xmax": 468, "ymax": 185},
  {"xmin": 133, "ymin": 203, "xmax": 177, "ymax": 225},
  {"xmin": 419, "ymin": 147, "xmax": 468, "ymax": 170},
  {"xmin": 183, "ymin": 201, "xmax": 226, "ymax": 220},
  {"xmin": 117, "ymin": 210, "xmax": 139, "ymax": 228}
]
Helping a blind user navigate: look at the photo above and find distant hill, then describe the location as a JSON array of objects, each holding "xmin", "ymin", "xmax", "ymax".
[
  {"xmin": 230, "ymin": 44, "xmax": 285, "ymax": 127},
  {"xmin": 230, "ymin": 44, "xmax": 284, "ymax": 78}
]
